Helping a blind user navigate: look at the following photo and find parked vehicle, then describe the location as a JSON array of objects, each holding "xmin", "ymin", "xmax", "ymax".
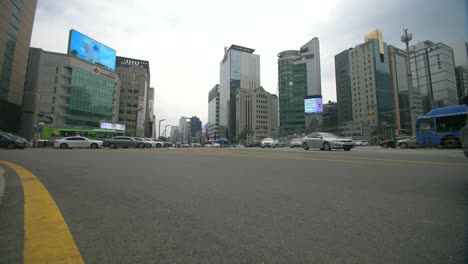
[
  {"xmin": 397, "ymin": 137, "xmax": 418, "ymax": 149},
  {"xmin": 289, "ymin": 138, "xmax": 303, "ymax": 148},
  {"xmin": 354, "ymin": 140, "xmax": 369, "ymax": 146},
  {"xmin": 261, "ymin": 138, "xmax": 275, "ymax": 148},
  {"xmin": 152, "ymin": 139, "xmax": 171, "ymax": 148},
  {"xmin": 302, "ymin": 132, "xmax": 354, "ymax": 151},
  {"xmin": 102, "ymin": 136, "xmax": 146, "ymax": 149},
  {"xmin": 381, "ymin": 136, "xmax": 411, "ymax": 148},
  {"xmin": 273, "ymin": 140, "xmax": 286, "ymax": 147},
  {"xmin": 0, "ymin": 133, "xmax": 30, "ymax": 149},
  {"xmin": 54, "ymin": 136, "xmax": 103, "ymax": 149},
  {"xmin": 143, "ymin": 138, "xmax": 157, "ymax": 148},
  {"xmin": 245, "ymin": 141, "xmax": 261, "ymax": 147}
]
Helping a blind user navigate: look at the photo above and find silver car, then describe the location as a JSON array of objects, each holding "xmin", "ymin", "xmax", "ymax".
[
  {"xmin": 289, "ymin": 138, "xmax": 303, "ymax": 148},
  {"xmin": 397, "ymin": 137, "xmax": 417, "ymax": 149},
  {"xmin": 54, "ymin": 136, "xmax": 103, "ymax": 149},
  {"xmin": 301, "ymin": 132, "xmax": 354, "ymax": 151}
]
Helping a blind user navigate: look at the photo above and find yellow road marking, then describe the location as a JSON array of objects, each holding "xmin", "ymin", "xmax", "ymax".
[{"xmin": 0, "ymin": 161, "xmax": 84, "ymax": 264}]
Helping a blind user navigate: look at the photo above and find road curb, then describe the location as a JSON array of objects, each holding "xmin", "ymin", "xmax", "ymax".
[{"xmin": 0, "ymin": 166, "xmax": 5, "ymax": 207}]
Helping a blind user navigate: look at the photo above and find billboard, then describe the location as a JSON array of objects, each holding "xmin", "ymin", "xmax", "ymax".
[
  {"xmin": 68, "ymin": 29, "xmax": 116, "ymax": 71},
  {"xmin": 100, "ymin": 123, "xmax": 125, "ymax": 131},
  {"xmin": 304, "ymin": 96, "xmax": 323, "ymax": 114}
]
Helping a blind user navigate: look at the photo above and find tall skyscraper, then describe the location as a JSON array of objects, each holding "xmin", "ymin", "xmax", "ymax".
[
  {"xmin": 449, "ymin": 40, "xmax": 468, "ymax": 102},
  {"xmin": 21, "ymin": 48, "xmax": 120, "ymax": 140},
  {"xmin": 190, "ymin": 116, "xmax": 202, "ymax": 143},
  {"xmin": 146, "ymin": 87, "xmax": 155, "ymax": 137},
  {"xmin": 0, "ymin": 0, "xmax": 38, "ymax": 132},
  {"xmin": 219, "ymin": 45, "xmax": 260, "ymax": 140},
  {"xmin": 236, "ymin": 86, "xmax": 278, "ymax": 141},
  {"xmin": 278, "ymin": 37, "xmax": 321, "ymax": 136},
  {"xmin": 335, "ymin": 49, "xmax": 353, "ymax": 124},
  {"xmin": 388, "ymin": 45, "xmax": 423, "ymax": 132},
  {"xmin": 334, "ymin": 30, "xmax": 394, "ymax": 131},
  {"xmin": 207, "ymin": 84, "xmax": 219, "ymax": 140},
  {"xmin": 409, "ymin": 41, "xmax": 458, "ymax": 113},
  {"xmin": 116, "ymin": 56, "xmax": 150, "ymax": 137}
]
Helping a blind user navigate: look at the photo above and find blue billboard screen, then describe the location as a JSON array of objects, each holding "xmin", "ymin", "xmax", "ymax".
[
  {"xmin": 68, "ymin": 30, "xmax": 116, "ymax": 71},
  {"xmin": 304, "ymin": 97, "xmax": 323, "ymax": 114}
]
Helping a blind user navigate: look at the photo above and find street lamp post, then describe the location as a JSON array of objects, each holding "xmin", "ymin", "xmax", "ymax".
[
  {"xmin": 401, "ymin": 28, "xmax": 417, "ymax": 136},
  {"xmin": 158, "ymin": 119, "xmax": 166, "ymax": 139}
]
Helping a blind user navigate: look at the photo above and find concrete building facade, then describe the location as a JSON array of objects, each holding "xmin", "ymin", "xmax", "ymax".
[
  {"xmin": 236, "ymin": 86, "xmax": 278, "ymax": 141},
  {"xmin": 219, "ymin": 45, "xmax": 260, "ymax": 140},
  {"xmin": 207, "ymin": 84, "xmax": 219, "ymax": 140},
  {"xmin": 0, "ymin": 0, "xmax": 37, "ymax": 132},
  {"xmin": 116, "ymin": 56, "xmax": 150, "ymax": 137},
  {"xmin": 21, "ymin": 48, "xmax": 120, "ymax": 139}
]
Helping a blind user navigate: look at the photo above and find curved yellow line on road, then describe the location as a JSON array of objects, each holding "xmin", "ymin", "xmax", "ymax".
[{"xmin": 0, "ymin": 161, "xmax": 84, "ymax": 264}]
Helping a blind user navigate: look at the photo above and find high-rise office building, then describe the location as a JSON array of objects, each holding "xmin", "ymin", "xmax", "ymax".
[
  {"xmin": 207, "ymin": 84, "xmax": 219, "ymax": 140},
  {"xmin": 278, "ymin": 37, "xmax": 322, "ymax": 136},
  {"xmin": 21, "ymin": 48, "xmax": 120, "ymax": 140},
  {"xmin": 146, "ymin": 87, "xmax": 155, "ymax": 137},
  {"xmin": 388, "ymin": 45, "xmax": 423, "ymax": 132},
  {"xmin": 322, "ymin": 101, "xmax": 338, "ymax": 131},
  {"xmin": 116, "ymin": 56, "xmax": 150, "ymax": 137},
  {"xmin": 236, "ymin": 86, "xmax": 278, "ymax": 141},
  {"xmin": 335, "ymin": 49, "xmax": 353, "ymax": 124},
  {"xmin": 409, "ymin": 41, "xmax": 458, "ymax": 113},
  {"xmin": 219, "ymin": 45, "xmax": 260, "ymax": 140},
  {"xmin": 0, "ymin": 0, "xmax": 38, "ymax": 132},
  {"xmin": 179, "ymin": 116, "xmax": 190, "ymax": 142},
  {"xmin": 335, "ymin": 30, "xmax": 394, "ymax": 130},
  {"xmin": 455, "ymin": 67, "xmax": 468, "ymax": 103},
  {"xmin": 190, "ymin": 116, "xmax": 202, "ymax": 143},
  {"xmin": 449, "ymin": 40, "xmax": 468, "ymax": 102}
]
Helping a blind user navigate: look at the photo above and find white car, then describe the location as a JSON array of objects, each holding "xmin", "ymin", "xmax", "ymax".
[
  {"xmin": 354, "ymin": 140, "xmax": 369, "ymax": 146},
  {"xmin": 261, "ymin": 138, "xmax": 275, "ymax": 148},
  {"xmin": 54, "ymin": 136, "xmax": 103, "ymax": 149}
]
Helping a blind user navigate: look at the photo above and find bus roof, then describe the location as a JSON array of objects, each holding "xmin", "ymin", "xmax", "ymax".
[{"xmin": 418, "ymin": 105, "xmax": 468, "ymax": 119}]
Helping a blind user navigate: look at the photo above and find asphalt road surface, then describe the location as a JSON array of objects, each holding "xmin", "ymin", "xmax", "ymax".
[{"xmin": 0, "ymin": 146, "xmax": 467, "ymax": 263}]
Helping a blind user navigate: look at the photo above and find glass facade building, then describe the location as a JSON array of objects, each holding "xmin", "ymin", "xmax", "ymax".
[
  {"xmin": 409, "ymin": 41, "xmax": 458, "ymax": 114},
  {"xmin": 278, "ymin": 38, "xmax": 322, "ymax": 136},
  {"xmin": 67, "ymin": 68, "xmax": 115, "ymax": 127},
  {"xmin": 0, "ymin": 0, "xmax": 37, "ymax": 132},
  {"xmin": 335, "ymin": 50, "xmax": 353, "ymax": 124},
  {"xmin": 21, "ymin": 48, "xmax": 120, "ymax": 140},
  {"xmin": 278, "ymin": 51, "xmax": 307, "ymax": 135},
  {"xmin": 219, "ymin": 45, "xmax": 260, "ymax": 140}
]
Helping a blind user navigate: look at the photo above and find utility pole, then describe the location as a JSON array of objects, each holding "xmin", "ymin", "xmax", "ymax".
[
  {"xmin": 401, "ymin": 28, "xmax": 416, "ymax": 136},
  {"xmin": 158, "ymin": 118, "xmax": 165, "ymax": 139}
]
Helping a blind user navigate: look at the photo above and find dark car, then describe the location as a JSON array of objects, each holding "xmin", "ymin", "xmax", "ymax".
[
  {"xmin": 380, "ymin": 135, "xmax": 412, "ymax": 148},
  {"xmin": 102, "ymin": 136, "xmax": 146, "ymax": 149},
  {"xmin": 0, "ymin": 133, "xmax": 30, "ymax": 149},
  {"xmin": 245, "ymin": 141, "xmax": 261, "ymax": 147}
]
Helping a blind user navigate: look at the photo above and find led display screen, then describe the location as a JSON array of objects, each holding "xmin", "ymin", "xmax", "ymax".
[
  {"xmin": 304, "ymin": 97, "xmax": 323, "ymax": 114},
  {"xmin": 68, "ymin": 29, "xmax": 116, "ymax": 71}
]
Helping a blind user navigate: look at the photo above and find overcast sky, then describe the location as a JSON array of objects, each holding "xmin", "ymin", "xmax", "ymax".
[{"xmin": 30, "ymin": 0, "xmax": 466, "ymax": 130}]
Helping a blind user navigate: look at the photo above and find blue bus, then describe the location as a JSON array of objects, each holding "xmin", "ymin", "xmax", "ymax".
[{"xmin": 416, "ymin": 105, "xmax": 468, "ymax": 148}]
